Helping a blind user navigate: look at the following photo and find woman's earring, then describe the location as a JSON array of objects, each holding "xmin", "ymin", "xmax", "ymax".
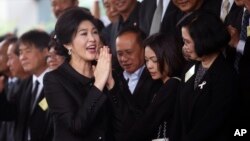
[{"xmin": 68, "ymin": 49, "xmax": 72, "ymax": 55}]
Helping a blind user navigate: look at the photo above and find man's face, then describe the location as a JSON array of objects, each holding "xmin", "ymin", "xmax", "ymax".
[
  {"xmin": 111, "ymin": 0, "xmax": 136, "ymax": 14},
  {"xmin": 7, "ymin": 43, "xmax": 25, "ymax": 77},
  {"xmin": 116, "ymin": 32, "xmax": 144, "ymax": 73},
  {"xmin": 103, "ymin": 0, "xmax": 119, "ymax": 22},
  {"xmin": 172, "ymin": 0, "xmax": 202, "ymax": 13},
  {"xmin": 19, "ymin": 43, "xmax": 48, "ymax": 76},
  {"xmin": 51, "ymin": 0, "xmax": 78, "ymax": 18}
]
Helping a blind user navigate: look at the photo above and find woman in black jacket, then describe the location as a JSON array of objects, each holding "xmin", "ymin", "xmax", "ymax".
[
  {"xmin": 44, "ymin": 7, "xmax": 112, "ymax": 141},
  {"xmin": 172, "ymin": 11, "xmax": 238, "ymax": 141}
]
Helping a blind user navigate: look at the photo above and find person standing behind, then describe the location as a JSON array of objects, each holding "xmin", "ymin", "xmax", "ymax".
[
  {"xmin": 51, "ymin": 0, "xmax": 79, "ymax": 18},
  {"xmin": 229, "ymin": 0, "xmax": 250, "ymax": 134},
  {"xmin": 101, "ymin": 0, "xmax": 119, "ymax": 46},
  {"xmin": 172, "ymin": 11, "xmax": 237, "ymax": 141},
  {"xmin": 108, "ymin": 0, "xmax": 140, "ymax": 72},
  {"xmin": 0, "ymin": 36, "xmax": 12, "ymax": 141},
  {"xmin": 44, "ymin": 7, "xmax": 112, "ymax": 141},
  {"xmin": 0, "ymin": 30, "xmax": 53, "ymax": 141},
  {"xmin": 108, "ymin": 26, "xmax": 162, "ymax": 141},
  {"xmin": 2, "ymin": 37, "xmax": 30, "ymax": 141},
  {"xmin": 46, "ymin": 33, "xmax": 65, "ymax": 71}
]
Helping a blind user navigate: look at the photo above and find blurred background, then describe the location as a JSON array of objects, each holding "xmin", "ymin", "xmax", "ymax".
[{"xmin": 0, "ymin": 0, "xmax": 108, "ymax": 36}]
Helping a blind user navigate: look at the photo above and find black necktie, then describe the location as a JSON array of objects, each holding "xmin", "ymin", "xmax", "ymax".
[
  {"xmin": 240, "ymin": 10, "xmax": 250, "ymax": 40},
  {"xmin": 30, "ymin": 80, "xmax": 39, "ymax": 111}
]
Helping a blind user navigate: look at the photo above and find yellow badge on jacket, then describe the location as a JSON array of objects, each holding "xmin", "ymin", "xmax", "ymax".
[
  {"xmin": 39, "ymin": 98, "xmax": 48, "ymax": 111},
  {"xmin": 247, "ymin": 26, "xmax": 250, "ymax": 37}
]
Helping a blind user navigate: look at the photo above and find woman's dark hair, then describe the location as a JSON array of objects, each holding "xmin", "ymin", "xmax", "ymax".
[
  {"xmin": 54, "ymin": 7, "xmax": 97, "ymax": 58},
  {"xmin": 143, "ymin": 33, "xmax": 184, "ymax": 77},
  {"xmin": 178, "ymin": 11, "xmax": 230, "ymax": 57}
]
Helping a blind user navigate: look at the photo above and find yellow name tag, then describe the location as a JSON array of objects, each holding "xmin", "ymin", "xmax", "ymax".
[
  {"xmin": 39, "ymin": 98, "xmax": 48, "ymax": 111},
  {"xmin": 247, "ymin": 26, "xmax": 250, "ymax": 37}
]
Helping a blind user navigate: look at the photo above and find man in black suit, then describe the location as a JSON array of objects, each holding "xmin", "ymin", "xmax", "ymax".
[
  {"xmin": 0, "ymin": 36, "xmax": 14, "ymax": 141},
  {"xmin": 108, "ymin": 27, "xmax": 161, "ymax": 141},
  {"xmin": 0, "ymin": 30, "xmax": 53, "ymax": 141},
  {"xmin": 106, "ymin": 0, "xmax": 140, "ymax": 73}
]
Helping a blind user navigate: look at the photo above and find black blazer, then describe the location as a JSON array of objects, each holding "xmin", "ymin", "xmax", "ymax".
[
  {"xmin": 0, "ymin": 76, "xmax": 53, "ymax": 141},
  {"xmin": 238, "ymin": 37, "xmax": 250, "ymax": 130},
  {"xmin": 123, "ymin": 78, "xmax": 180, "ymax": 141},
  {"xmin": 44, "ymin": 62, "xmax": 110, "ymax": 141},
  {"xmin": 172, "ymin": 54, "xmax": 237, "ymax": 141},
  {"xmin": 108, "ymin": 68, "xmax": 162, "ymax": 141}
]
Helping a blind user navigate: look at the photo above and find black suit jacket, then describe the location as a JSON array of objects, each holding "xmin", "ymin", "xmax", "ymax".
[
  {"xmin": 0, "ymin": 76, "xmax": 53, "ymax": 141},
  {"xmin": 172, "ymin": 54, "xmax": 237, "ymax": 141},
  {"xmin": 109, "ymin": 68, "xmax": 162, "ymax": 141},
  {"xmin": 238, "ymin": 37, "xmax": 250, "ymax": 131},
  {"xmin": 139, "ymin": 0, "xmax": 181, "ymax": 36},
  {"xmin": 44, "ymin": 62, "xmax": 110, "ymax": 141}
]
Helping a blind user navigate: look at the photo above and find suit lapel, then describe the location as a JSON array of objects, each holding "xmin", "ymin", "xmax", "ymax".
[
  {"xmin": 30, "ymin": 89, "xmax": 45, "ymax": 116},
  {"xmin": 133, "ymin": 68, "xmax": 147, "ymax": 96}
]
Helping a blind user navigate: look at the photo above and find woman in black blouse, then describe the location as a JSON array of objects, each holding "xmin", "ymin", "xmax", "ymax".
[
  {"xmin": 121, "ymin": 34, "xmax": 184, "ymax": 141},
  {"xmin": 44, "ymin": 7, "xmax": 112, "ymax": 141},
  {"xmin": 171, "ymin": 11, "xmax": 238, "ymax": 141}
]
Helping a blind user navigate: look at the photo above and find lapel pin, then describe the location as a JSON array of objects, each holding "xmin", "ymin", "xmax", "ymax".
[{"xmin": 198, "ymin": 81, "xmax": 206, "ymax": 89}]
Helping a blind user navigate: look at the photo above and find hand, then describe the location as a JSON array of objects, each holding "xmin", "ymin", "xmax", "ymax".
[
  {"xmin": 0, "ymin": 76, "xmax": 5, "ymax": 93},
  {"xmin": 94, "ymin": 46, "xmax": 112, "ymax": 91},
  {"xmin": 228, "ymin": 25, "xmax": 240, "ymax": 48}
]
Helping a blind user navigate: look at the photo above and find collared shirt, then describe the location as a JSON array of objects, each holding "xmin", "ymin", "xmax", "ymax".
[
  {"xmin": 32, "ymin": 68, "xmax": 50, "ymax": 100},
  {"xmin": 123, "ymin": 65, "xmax": 145, "ymax": 94},
  {"xmin": 156, "ymin": 0, "xmax": 170, "ymax": 21},
  {"xmin": 220, "ymin": 0, "xmax": 234, "ymax": 19}
]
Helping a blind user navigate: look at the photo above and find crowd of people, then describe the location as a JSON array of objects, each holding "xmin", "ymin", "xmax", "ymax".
[{"xmin": 0, "ymin": 0, "xmax": 249, "ymax": 141}]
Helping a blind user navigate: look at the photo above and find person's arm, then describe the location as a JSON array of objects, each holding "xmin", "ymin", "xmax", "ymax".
[
  {"xmin": 228, "ymin": 25, "xmax": 246, "ymax": 55},
  {"xmin": 91, "ymin": 0, "xmax": 101, "ymax": 19}
]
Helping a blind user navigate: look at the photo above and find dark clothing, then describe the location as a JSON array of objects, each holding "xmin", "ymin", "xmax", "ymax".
[
  {"xmin": 102, "ymin": 23, "xmax": 113, "ymax": 46},
  {"xmin": 238, "ymin": 37, "xmax": 250, "ymax": 133},
  {"xmin": 108, "ymin": 68, "xmax": 162, "ymax": 141},
  {"xmin": 139, "ymin": 0, "xmax": 181, "ymax": 37},
  {"xmin": 44, "ymin": 61, "xmax": 110, "ymax": 141},
  {"xmin": 172, "ymin": 54, "xmax": 238, "ymax": 141},
  {"xmin": 0, "ymin": 78, "xmax": 22, "ymax": 141},
  {"xmin": 122, "ymin": 78, "xmax": 180, "ymax": 141},
  {"xmin": 107, "ymin": 2, "xmax": 140, "ymax": 73},
  {"xmin": 0, "ymin": 77, "xmax": 53, "ymax": 141}
]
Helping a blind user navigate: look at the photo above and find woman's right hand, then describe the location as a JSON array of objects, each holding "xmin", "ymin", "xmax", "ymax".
[{"xmin": 94, "ymin": 46, "xmax": 112, "ymax": 91}]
